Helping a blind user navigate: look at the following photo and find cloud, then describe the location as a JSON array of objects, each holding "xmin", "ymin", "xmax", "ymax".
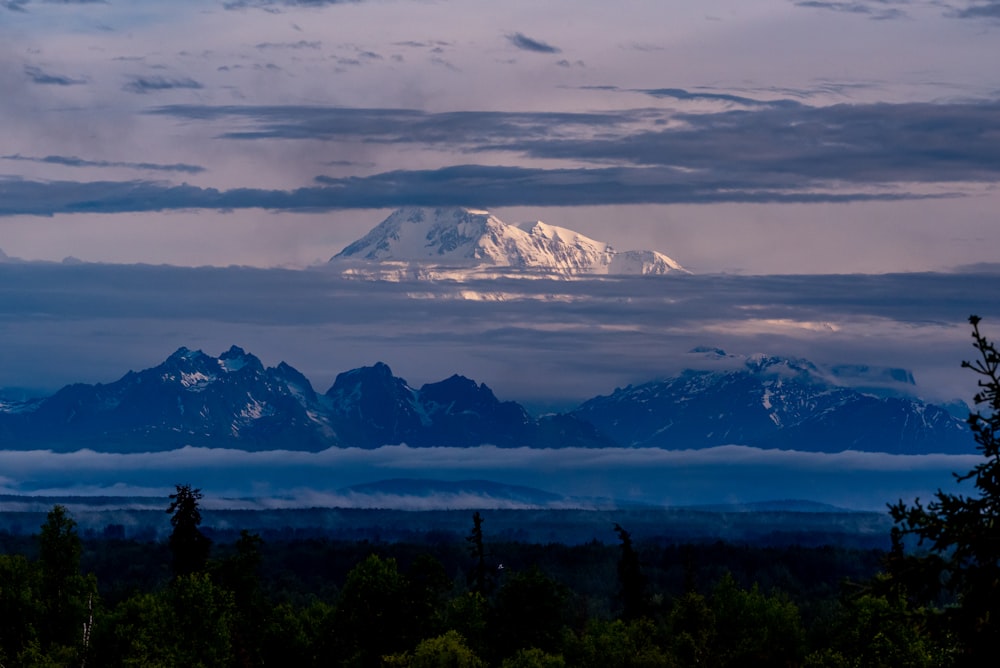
[
  {"xmin": 3, "ymin": 99, "xmax": 997, "ymax": 215},
  {"xmin": 223, "ymin": 0, "xmax": 361, "ymax": 9},
  {"xmin": 634, "ymin": 87, "xmax": 801, "ymax": 108},
  {"xmin": 506, "ymin": 32, "xmax": 562, "ymax": 54},
  {"xmin": 122, "ymin": 76, "xmax": 203, "ymax": 94},
  {"xmin": 0, "ymin": 261, "xmax": 995, "ymax": 407},
  {"xmin": 0, "ymin": 444, "xmax": 979, "ymax": 510},
  {"xmin": 2, "ymin": 0, "xmax": 106, "ymax": 9},
  {"xmin": 948, "ymin": 1, "xmax": 1000, "ymax": 18},
  {"xmin": 23, "ymin": 65, "xmax": 86, "ymax": 86},
  {"xmin": 505, "ymin": 101, "xmax": 1000, "ymax": 186},
  {"xmin": 3, "ymin": 153, "xmax": 205, "ymax": 174},
  {"xmin": 0, "ymin": 166, "xmax": 942, "ymax": 219},
  {"xmin": 794, "ymin": 0, "xmax": 1000, "ymax": 20},
  {"xmin": 792, "ymin": 1, "xmax": 910, "ymax": 20},
  {"xmin": 255, "ymin": 40, "xmax": 321, "ymax": 49},
  {"xmin": 147, "ymin": 100, "xmax": 1000, "ymax": 193}
]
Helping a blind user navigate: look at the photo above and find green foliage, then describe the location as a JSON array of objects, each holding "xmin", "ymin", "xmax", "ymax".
[
  {"xmin": 806, "ymin": 590, "xmax": 948, "ymax": 668},
  {"xmin": 710, "ymin": 572, "xmax": 805, "ymax": 667},
  {"xmin": 442, "ymin": 591, "xmax": 490, "ymax": 659},
  {"xmin": 502, "ymin": 646, "xmax": 567, "ymax": 668},
  {"xmin": 167, "ymin": 483, "xmax": 211, "ymax": 577},
  {"xmin": 395, "ymin": 630, "xmax": 488, "ymax": 668},
  {"xmin": 888, "ymin": 316, "xmax": 1000, "ymax": 663},
  {"xmin": 0, "ymin": 553, "xmax": 43, "ymax": 661},
  {"xmin": 667, "ymin": 590, "xmax": 715, "ymax": 666},
  {"xmin": 258, "ymin": 599, "xmax": 332, "ymax": 667},
  {"xmin": 564, "ymin": 618, "xmax": 674, "ymax": 668},
  {"xmin": 491, "ymin": 565, "xmax": 572, "ymax": 660},
  {"xmin": 98, "ymin": 572, "xmax": 236, "ymax": 667},
  {"xmin": 36, "ymin": 505, "xmax": 96, "ymax": 661},
  {"xmin": 331, "ymin": 554, "xmax": 412, "ymax": 665}
]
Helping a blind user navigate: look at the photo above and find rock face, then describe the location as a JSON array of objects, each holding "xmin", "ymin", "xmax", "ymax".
[
  {"xmin": 0, "ymin": 350, "xmax": 612, "ymax": 452},
  {"xmin": 0, "ymin": 347, "xmax": 973, "ymax": 455},
  {"xmin": 571, "ymin": 354, "xmax": 972, "ymax": 455},
  {"xmin": 0, "ymin": 346, "xmax": 335, "ymax": 452},
  {"xmin": 329, "ymin": 207, "xmax": 687, "ymax": 278},
  {"xmin": 324, "ymin": 363, "xmax": 612, "ymax": 449}
]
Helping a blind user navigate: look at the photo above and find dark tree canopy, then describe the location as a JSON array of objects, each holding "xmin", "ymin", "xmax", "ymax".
[
  {"xmin": 467, "ymin": 511, "xmax": 488, "ymax": 595},
  {"xmin": 613, "ymin": 523, "xmax": 646, "ymax": 621},
  {"xmin": 889, "ymin": 316, "xmax": 1000, "ymax": 664},
  {"xmin": 167, "ymin": 484, "xmax": 211, "ymax": 577}
]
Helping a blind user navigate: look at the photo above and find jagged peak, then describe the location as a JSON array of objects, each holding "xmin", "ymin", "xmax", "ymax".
[
  {"xmin": 218, "ymin": 345, "xmax": 263, "ymax": 373},
  {"xmin": 167, "ymin": 346, "xmax": 208, "ymax": 362},
  {"xmin": 327, "ymin": 362, "xmax": 408, "ymax": 396}
]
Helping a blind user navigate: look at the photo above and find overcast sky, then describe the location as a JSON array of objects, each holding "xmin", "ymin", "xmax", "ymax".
[
  {"xmin": 1, "ymin": 1, "xmax": 1000, "ymax": 407},
  {"xmin": 1, "ymin": 0, "xmax": 999, "ymax": 273},
  {"xmin": 4, "ymin": 2, "xmax": 1000, "ymax": 509}
]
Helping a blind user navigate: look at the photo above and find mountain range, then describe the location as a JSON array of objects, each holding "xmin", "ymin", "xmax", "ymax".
[
  {"xmin": 0, "ymin": 346, "xmax": 973, "ymax": 455},
  {"xmin": 328, "ymin": 207, "xmax": 688, "ymax": 279}
]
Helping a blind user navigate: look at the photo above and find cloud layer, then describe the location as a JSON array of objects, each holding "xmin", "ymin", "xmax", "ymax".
[{"xmin": 0, "ymin": 444, "xmax": 979, "ymax": 511}]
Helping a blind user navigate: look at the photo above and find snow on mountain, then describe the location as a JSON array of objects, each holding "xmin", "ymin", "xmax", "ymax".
[
  {"xmin": 0, "ymin": 346, "xmax": 972, "ymax": 455},
  {"xmin": 329, "ymin": 207, "xmax": 688, "ymax": 279},
  {"xmin": 572, "ymin": 354, "xmax": 973, "ymax": 455}
]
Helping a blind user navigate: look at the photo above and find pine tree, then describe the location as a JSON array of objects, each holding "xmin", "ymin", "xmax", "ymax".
[
  {"xmin": 613, "ymin": 523, "xmax": 646, "ymax": 621},
  {"xmin": 467, "ymin": 511, "xmax": 488, "ymax": 595},
  {"xmin": 888, "ymin": 315, "xmax": 1000, "ymax": 664},
  {"xmin": 166, "ymin": 484, "xmax": 211, "ymax": 577}
]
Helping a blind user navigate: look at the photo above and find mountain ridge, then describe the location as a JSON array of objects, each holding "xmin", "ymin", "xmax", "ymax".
[{"xmin": 0, "ymin": 345, "xmax": 974, "ymax": 455}]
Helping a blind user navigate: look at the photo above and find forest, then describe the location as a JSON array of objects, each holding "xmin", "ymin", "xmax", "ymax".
[{"xmin": 0, "ymin": 315, "xmax": 997, "ymax": 667}]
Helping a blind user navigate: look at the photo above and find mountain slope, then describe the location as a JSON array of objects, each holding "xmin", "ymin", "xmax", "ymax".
[
  {"xmin": 571, "ymin": 354, "xmax": 972, "ymax": 455},
  {"xmin": 0, "ymin": 346, "xmax": 335, "ymax": 452},
  {"xmin": 330, "ymin": 207, "xmax": 687, "ymax": 278},
  {"xmin": 0, "ymin": 347, "xmax": 972, "ymax": 455}
]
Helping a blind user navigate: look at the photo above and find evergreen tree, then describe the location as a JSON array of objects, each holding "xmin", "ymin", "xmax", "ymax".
[
  {"xmin": 467, "ymin": 511, "xmax": 488, "ymax": 595},
  {"xmin": 166, "ymin": 484, "xmax": 211, "ymax": 577},
  {"xmin": 38, "ymin": 504, "xmax": 94, "ymax": 657},
  {"xmin": 613, "ymin": 523, "xmax": 646, "ymax": 621},
  {"xmin": 888, "ymin": 316, "xmax": 1000, "ymax": 664}
]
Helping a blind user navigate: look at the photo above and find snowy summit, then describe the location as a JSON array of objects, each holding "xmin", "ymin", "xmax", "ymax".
[{"xmin": 329, "ymin": 207, "xmax": 687, "ymax": 279}]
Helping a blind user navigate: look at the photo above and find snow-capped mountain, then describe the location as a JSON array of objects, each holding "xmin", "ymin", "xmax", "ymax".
[
  {"xmin": 329, "ymin": 207, "xmax": 687, "ymax": 279},
  {"xmin": 0, "ymin": 346, "xmax": 973, "ymax": 455},
  {"xmin": 0, "ymin": 350, "xmax": 611, "ymax": 452},
  {"xmin": 572, "ymin": 353, "xmax": 972, "ymax": 455},
  {"xmin": 0, "ymin": 346, "xmax": 335, "ymax": 452}
]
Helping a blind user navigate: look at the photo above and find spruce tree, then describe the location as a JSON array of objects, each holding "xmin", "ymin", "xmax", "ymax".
[
  {"xmin": 167, "ymin": 484, "xmax": 211, "ymax": 577},
  {"xmin": 888, "ymin": 316, "xmax": 1000, "ymax": 664}
]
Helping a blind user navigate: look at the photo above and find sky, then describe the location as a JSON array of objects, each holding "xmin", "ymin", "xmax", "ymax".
[
  {"xmin": 0, "ymin": 0, "xmax": 999, "ymax": 273},
  {"xmin": 2, "ymin": 2, "xmax": 1000, "ymax": 458}
]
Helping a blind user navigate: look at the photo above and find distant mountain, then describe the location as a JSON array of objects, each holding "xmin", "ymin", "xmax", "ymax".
[
  {"xmin": 0, "ymin": 349, "xmax": 611, "ymax": 452},
  {"xmin": 339, "ymin": 479, "xmax": 570, "ymax": 508},
  {"xmin": 0, "ymin": 346, "xmax": 973, "ymax": 455},
  {"xmin": 324, "ymin": 362, "xmax": 612, "ymax": 449},
  {"xmin": 571, "ymin": 353, "xmax": 973, "ymax": 455},
  {"xmin": 0, "ymin": 346, "xmax": 335, "ymax": 452},
  {"xmin": 329, "ymin": 207, "xmax": 688, "ymax": 279}
]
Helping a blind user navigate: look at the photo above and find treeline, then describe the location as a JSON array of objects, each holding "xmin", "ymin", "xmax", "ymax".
[{"xmin": 0, "ymin": 494, "xmax": 939, "ymax": 667}]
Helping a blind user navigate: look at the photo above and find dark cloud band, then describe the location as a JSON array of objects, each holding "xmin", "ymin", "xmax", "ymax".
[{"xmin": 3, "ymin": 153, "xmax": 205, "ymax": 174}]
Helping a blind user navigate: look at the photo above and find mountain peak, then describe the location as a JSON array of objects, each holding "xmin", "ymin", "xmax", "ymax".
[
  {"xmin": 330, "ymin": 207, "xmax": 688, "ymax": 278},
  {"xmin": 218, "ymin": 345, "xmax": 263, "ymax": 373},
  {"xmin": 167, "ymin": 346, "xmax": 208, "ymax": 363}
]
